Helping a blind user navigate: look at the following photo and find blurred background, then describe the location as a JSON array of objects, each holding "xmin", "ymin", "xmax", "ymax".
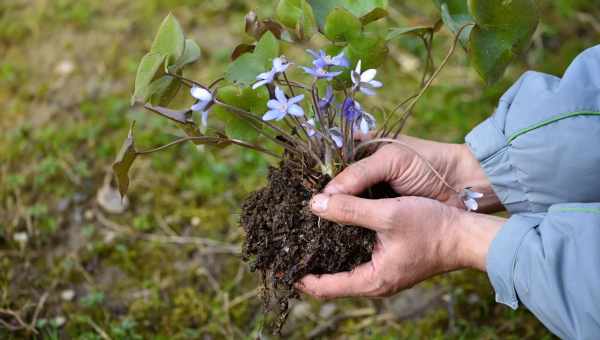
[{"xmin": 1, "ymin": 0, "xmax": 598, "ymax": 338}]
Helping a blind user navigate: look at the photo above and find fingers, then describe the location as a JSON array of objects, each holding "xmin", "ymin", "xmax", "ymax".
[
  {"xmin": 310, "ymin": 194, "xmax": 392, "ymax": 232},
  {"xmin": 295, "ymin": 261, "xmax": 377, "ymax": 299},
  {"xmin": 323, "ymin": 149, "xmax": 393, "ymax": 195}
]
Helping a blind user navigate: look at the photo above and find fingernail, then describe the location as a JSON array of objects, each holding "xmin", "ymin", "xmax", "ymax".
[
  {"xmin": 311, "ymin": 194, "xmax": 329, "ymax": 213},
  {"xmin": 323, "ymin": 183, "xmax": 340, "ymax": 195}
]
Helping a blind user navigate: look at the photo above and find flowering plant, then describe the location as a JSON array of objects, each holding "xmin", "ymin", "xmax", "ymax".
[{"xmin": 112, "ymin": 0, "xmax": 538, "ymax": 328}]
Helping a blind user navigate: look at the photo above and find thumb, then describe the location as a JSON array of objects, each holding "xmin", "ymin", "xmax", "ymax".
[{"xmin": 310, "ymin": 194, "xmax": 392, "ymax": 232}]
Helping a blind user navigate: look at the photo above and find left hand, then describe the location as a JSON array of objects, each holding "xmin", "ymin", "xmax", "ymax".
[{"xmin": 295, "ymin": 193, "xmax": 503, "ymax": 299}]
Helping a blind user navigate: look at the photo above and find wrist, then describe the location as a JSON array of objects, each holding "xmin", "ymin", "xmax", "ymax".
[
  {"xmin": 451, "ymin": 144, "xmax": 504, "ymax": 213},
  {"xmin": 453, "ymin": 210, "xmax": 505, "ymax": 271}
]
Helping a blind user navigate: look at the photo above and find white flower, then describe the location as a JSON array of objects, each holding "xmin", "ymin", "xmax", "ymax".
[
  {"xmin": 461, "ymin": 188, "xmax": 484, "ymax": 211},
  {"xmin": 351, "ymin": 60, "xmax": 383, "ymax": 96},
  {"xmin": 303, "ymin": 118, "xmax": 318, "ymax": 137},
  {"xmin": 190, "ymin": 86, "xmax": 212, "ymax": 112}
]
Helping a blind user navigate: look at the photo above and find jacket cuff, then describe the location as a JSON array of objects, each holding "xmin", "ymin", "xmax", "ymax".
[
  {"xmin": 465, "ymin": 117, "xmax": 530, "ymax": 213},
  {"xmin": 486, "ymin": 214, "xmax": 543, "ymax": 309}
]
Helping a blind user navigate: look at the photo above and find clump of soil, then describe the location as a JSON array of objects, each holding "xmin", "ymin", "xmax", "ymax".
[{"xmin": 240, "ymin": 159, "xmax": 379, "ymax": 330}]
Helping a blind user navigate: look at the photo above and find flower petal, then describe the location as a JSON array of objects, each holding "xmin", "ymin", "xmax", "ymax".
[
  {"xmin": 262, "ymin": 109, "xmax": 283, "ymax": 121},
  {"xmin": 252, "ymin": 79, "xmax": 269, "ymax": 90},
  {"xmin": 201, "ymin": 110, "xmax": 209, "ymax": 127},
  {"xmin": 267, "ymin": 99, "xmax": 280, "ymax": 110},
  {"xmin": 191, "ymin": 86, "xmax": 212, "ymax": 101},
  {"xmin": 468, "ymin": 190, "xmax": 484, "ymax": 199},
  {"xmin": 368, "ymin": 80, "xmax": 383, "ymax": 88},
  {"xmin": 288, "ymin": 104, "xmax": 304, "ymax": 117},
  {"xmin": 360, "ymin": 69, "xmax": 377, "ymax": 82},
  {"xmin": 306, "ymin": 49, "xmax": 320, "ymax": 59},
  {"xmin": 191, "ymin": 101, "xmax": 208, "ymax": 112},
  {"xmin": 355, "ymin": 60, "xmax": 362, "ymax": 74},
  {"xmin": 274, "ymin": 86, "xmax": 287, "ymax": 103},
  {"xmin": 256, "ymin": 71, "xmax": 273, "ymax": 80},
  {"xmin": 288, "ymin": 94, "xmax": 305, "ymax": 105},
  {"xmin": 351, "ymin": 71, "xmax": 360, "ymax": 85},
  {"xmin": 464, "ymin": 198, "xmax": 478, "ymax": 211},
  {"xmin": 360, "ymin": 86, "xmax": 376, "ymax": 96}
]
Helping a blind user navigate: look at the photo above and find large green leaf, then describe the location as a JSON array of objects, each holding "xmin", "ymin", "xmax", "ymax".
[
  {"xmin": 225, "ymin": 31, "xmax": 280, "ymax": 86},
  {"xmin": 212, "ymin": 86, "xmax": 269, "ymax": 141},
  {"xmin": 276, "ymin": 0, "xmax": 317, "ymax": 40},
  {"xmin": 308, "ymin": 0, "xmax": 388, "ymax": 29},
  {"xmin": 148, "ymin": 75, "xmax": 182, "ymax": 107},
  {"xmin": 324, "ymin": 8, "xmax": 362, "ymax": 42},
  {"xmin": 468, "ymin": 0, "xmax": 539, "ymax": 84},
  {"xmin": 434, "ymin": 0, "xmax": 473, "ymax": 45},
  {"xmin": 386, "ymin": 25, "xmax": 434, "ymax": 40},
  {"xmin": 131, "ymin": 52, "xmax": 166, "ymax": 105},
  {"xmin": 112, "ymin": 123, "xmax": 137, "ymax": 198},
  {"xmin": 175, "ymin": 38, "xmax": 201, "ymax": 69},
  {"xmin": 150, "ymin": 13, "xmax": 185, "ymax": 62}
]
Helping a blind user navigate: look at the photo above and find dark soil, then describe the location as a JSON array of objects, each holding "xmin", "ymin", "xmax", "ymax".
[{"xmin": 240, "ymin": 159, "xmax": 383, "ymax": 331}]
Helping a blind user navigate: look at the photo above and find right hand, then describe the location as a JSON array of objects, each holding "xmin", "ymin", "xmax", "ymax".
[{"xmin": 329, "ymin": 135, "xmax": 502, "ymax": 212}]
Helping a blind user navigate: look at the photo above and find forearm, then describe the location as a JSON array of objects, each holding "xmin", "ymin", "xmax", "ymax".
[{"xmin": 452, "ymin": 210, "xmax": 505, "ymax": 271}]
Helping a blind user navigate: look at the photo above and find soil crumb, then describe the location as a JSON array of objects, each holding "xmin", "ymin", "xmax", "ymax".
[{"xmin": 240, "ymin": 160, "xmax": 376, "ymax": 330}]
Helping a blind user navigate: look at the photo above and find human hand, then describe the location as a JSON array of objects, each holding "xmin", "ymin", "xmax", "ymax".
[
  {"xmin": 332, "ymin": 135, "xmax": 503, "ymax": 212},
  {"xmin": 296, "ymin": 194, "xmax": 504, "ymax": 299}
]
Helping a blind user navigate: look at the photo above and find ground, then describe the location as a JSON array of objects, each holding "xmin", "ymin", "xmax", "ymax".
[{"xmin": 1, "ymin": 0, "xmax": 598, "ymax": 339}]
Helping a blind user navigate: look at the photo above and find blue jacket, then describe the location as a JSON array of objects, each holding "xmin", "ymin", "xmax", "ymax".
[{"xmin": 466, "ymin": 45, "xmax": 600, "ymax": 339}]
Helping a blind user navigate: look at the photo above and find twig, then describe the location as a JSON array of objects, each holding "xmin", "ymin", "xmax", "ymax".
[
  {"xmin": 29, "ymin": 292, "xmax": 48, "ymax": 332},
  {"xmin": 307, "ymin": 308, "xmax": 376, "ymax": 339}
]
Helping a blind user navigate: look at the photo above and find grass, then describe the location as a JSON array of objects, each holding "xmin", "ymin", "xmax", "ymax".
[{"xmin": 1, "ymin": 0, "xmax": 598, "ymax": 338}]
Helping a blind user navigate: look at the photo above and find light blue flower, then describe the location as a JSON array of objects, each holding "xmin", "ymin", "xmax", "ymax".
[
  {"xmin": 318, "ymin": 86, "xmax": 335, "ymax": 110},
  {"xmin": 302, "ymin": 118, "xmax": 318, "ymax": 137},
  {"xmin": 351, "ymin": 60, "xmax": 382, "ymax": 96},
  {"xmin": 461, "ymin": 188, "xmax": 484, "ymax": 211},
  {"xmin": 252, "ymin": 56, "xmax": 290, "ymax": 90},
  {"xmin": 262, "ymin": 87, "xmax": 304, "ymax": 121},
  {"xmin": 328, "ymin": 127, "xmax": 344, "ymax": 148},
  {"xmin": 190, "ymin": 86, "xmax": 213, "ymax": 128},
  {"xmin": 354, "ymin": 111, "xmax": 376, "ymax": 134},
  {"xmin": 307, "ymin": 49, "xmax": 350, "ymax": 69},
  {"xmin": 302, "ymin": 65, "xmax": 342, "ymax": 80}
]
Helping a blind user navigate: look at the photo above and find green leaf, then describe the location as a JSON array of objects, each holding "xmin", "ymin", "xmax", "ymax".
[
  {"xmin": 175, "ymin": 39, "xmax": 201, "ymax": 69},
  {"xmin": 276, "ymin": 0, "xmax": 317, "ymax": 40},
  {"xmin": 386, "ymin": 25, "xmax": 434, "ymax": 40},
  {"xmin": 468, "ymin": 0, "xmax": 539, "ymax": 84},
  {"xmin": 360, "ymin": 8, "xmax": 388, "ymax": 26},
  {"xmin": 151, "ymin": 13, "xmax": 185, "ymax": 62},
  {"xmin": 331, "ymin": 33, "xmax": 388, "ymax": 89},
  {"xmin": 148, "ymin": 75, "xmax": 182, "ymax": 107},
  {"xmin": 225, "ymin": 31, "xmax": 280, "ymax": 86},
  {"xmin": 324, "ymin": 8, "xmax": 362, "ymax": 42},
  {"xmin": 213, "ymin": 86, "xmax": 269, "ymax": 141},
  {"xmin": 131, "ymin": 52, "xmax": 166, "ymax": 105},
  {"xmin": 435, "ymin": 0, "xmax": 474, "ymax": 46},
  {"xmin": 308, "ymin": 0, "xmax": 388, "ymax": 29},
  {"xmin": 112, "ymin": 123, "xmax": 137, "ymax": 198}
]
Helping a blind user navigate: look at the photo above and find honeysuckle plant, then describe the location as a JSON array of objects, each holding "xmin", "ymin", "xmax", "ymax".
[{"xmin": 114, "ymin": 0, "xmax": 539, "ymax": 212}]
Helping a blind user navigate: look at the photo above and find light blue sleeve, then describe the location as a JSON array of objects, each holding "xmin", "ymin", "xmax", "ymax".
[
  {"xmin": 464, "ymin": 45, "xmax": 600, "ymax": 339},
  {"xmin": 487, "ymin": 205, "xmax": 600, "ymax": 339}
]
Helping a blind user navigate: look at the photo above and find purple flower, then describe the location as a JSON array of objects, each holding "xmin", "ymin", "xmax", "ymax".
[
  {"xmin": 252, "ymin": 56, "xmax": 291, "ymax": 90},
  {"xmin": 351, "ymin": 60, "xmax": 382, "ymax": 96},
  {"xmin": 302, "ymin": 66, "xmax": 342, "ymax": 80},
  {"xmin": 354, "ymin": 111, "xmax": 376, "ymax": 134},
  {"xmin": 307, "ymin": 49, "xmax": 350, "ymax": 69},
  {"xmin": 341, "ymin": 97, "xmax": 362, "ymax": 121},
  {"xmin": 318, "ymin": 86, "xmax": 334, "ymax": 110},
  {"xmin": 461, "ymin": 188, "xmax": 484, "ymax": 211},
  {"xmin": 328, "ymin": 127, "xmax": 344, "ymax": 148},
  {"xmin": 262, "ymin": 87, "xmax": 304, "ymax": 121}
]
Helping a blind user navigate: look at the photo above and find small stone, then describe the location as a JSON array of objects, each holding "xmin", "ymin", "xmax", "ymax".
[
  {"xmin": 52, "ymin": 316, "xmax": 66, "ymax": 327},
  {"xmin": 290, "ymin": 301, "xmax": 311, "ymax": 319},
  {"xmin": 55, "ymin": 60, "xmax": 75, "ymax": 76},
  {"xmin": 319, "ymin": 303, "xmax": 337, "ymax": 319},
  {"xmin": 191, "ymin": 216, "xmax": 201, "ymax": 227},
  {"xmin": 61, "ymin": 289, "xmax": 75, "ymax": 301},
  {"xmin": 13, "ymin": 232, "xmax": 28, "ymax": 244}
]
